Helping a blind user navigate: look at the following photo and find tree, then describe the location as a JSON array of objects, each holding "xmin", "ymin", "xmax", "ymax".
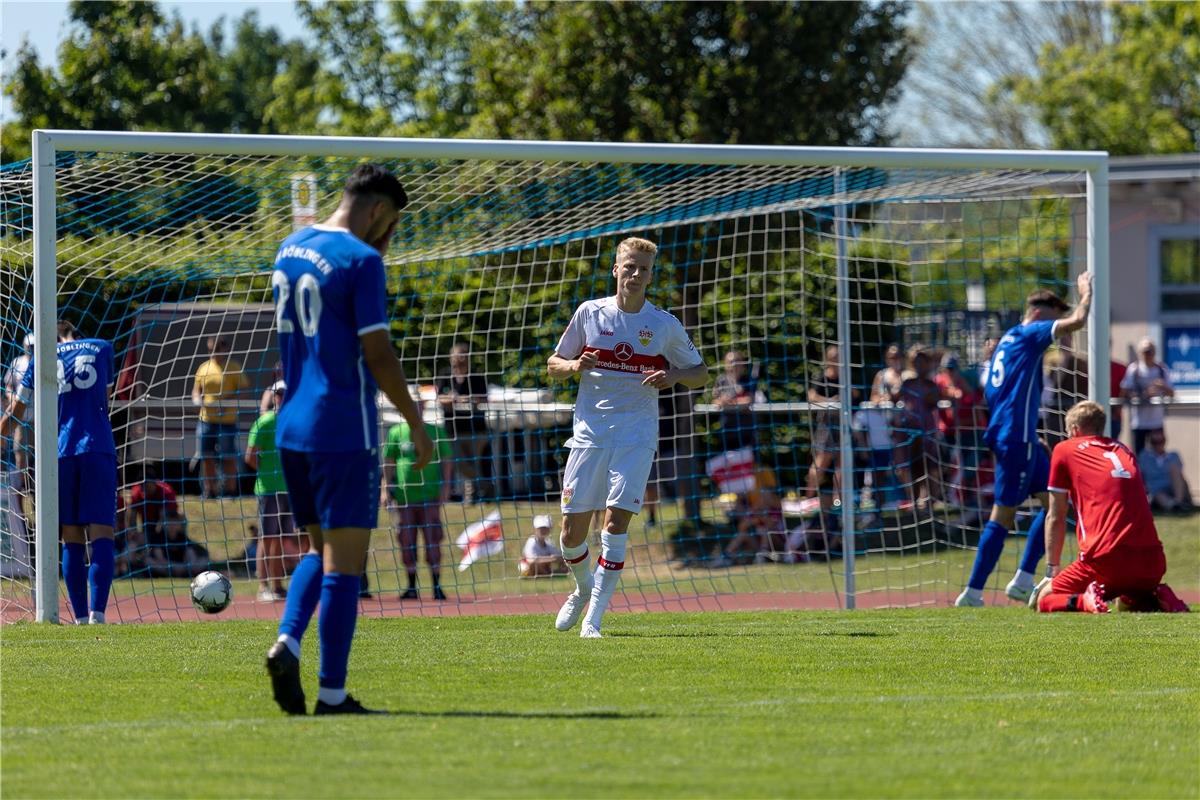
[
  {"xmin": 295, "ymin": 0, "xmax": 499, "ymax": 137},
  {"xmin": 1, "ymin": 1, "xmax": 339, "ymax": 161},
  {"xmin": 300, "ymin": 0, "xmax": 911, "ymax": 145},
  {"xmin": 1009, "ymin": 2, "xmax": 1200, "ymax": 155},
  {"xmin": 895, "ymin": 2, "xmax": 1106, "ymax": 148}
]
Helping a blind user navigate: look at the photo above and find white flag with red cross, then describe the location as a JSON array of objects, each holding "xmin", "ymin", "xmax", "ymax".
[{"xmin": 455, "ymin": 511, "xmax": 505, "ymax": 572}]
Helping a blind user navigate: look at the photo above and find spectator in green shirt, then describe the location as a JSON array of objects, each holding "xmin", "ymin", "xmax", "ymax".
[
  {"xmin": 246, "ymin": 381, "xmax": 295, "ymax": 602},
  {"xmin": 381, "ymin": 410, "xmax": 453, "ymax": 601}
]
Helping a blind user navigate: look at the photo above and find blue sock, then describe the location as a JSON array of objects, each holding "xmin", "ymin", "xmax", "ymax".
[
  {"xmin": 61, "ymin": 542, "xmax": 89, "ymax": 620},
  {"xmin": 277, "ymin": 553, "xmax": 323, "ymax": 642},
  {"xmin": 1019, "ymin": 510, "xmax": 1047, "ymax": 575},
  {"xmin": 317, "ymin": 572, "xmax": 361, "ymax": 691},
  {"xmin": 968, "ymin": 521, "xmax": 1008, "ymax": 591},
  {"xmin": 88, "ymin": 537, "xmax": 115, "ymax": 615}
]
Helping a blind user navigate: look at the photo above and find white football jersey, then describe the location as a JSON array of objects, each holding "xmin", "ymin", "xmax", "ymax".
[{"xmin": 555, "ymin": 296, "xmax": 702, "ymax": 449}]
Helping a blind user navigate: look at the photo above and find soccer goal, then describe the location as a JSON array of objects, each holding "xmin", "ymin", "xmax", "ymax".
[{"xmin": 0, "ymin": 132, "xmax": 1109, "ymax": 623}]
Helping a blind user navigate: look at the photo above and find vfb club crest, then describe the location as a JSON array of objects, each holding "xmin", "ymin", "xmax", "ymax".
[{"xmin": 638, "ymin": 329, "xmax": 654, "ymax": 346}]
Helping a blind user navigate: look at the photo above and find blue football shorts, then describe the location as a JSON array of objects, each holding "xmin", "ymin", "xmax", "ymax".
[
  {"xmin": 990, "ymin": 439, "xmax": 1050, "ymax": 508},
  {"xmin": 59, "ymin": 452, "xmax": 117, "ymax": 527},
  {"xmin": 279, "ymin": 448, "xmax": 381, "ymax": 530},
  {"xmin": 196, "ymin": 421, "xmax": 239, "ymax": 457}
]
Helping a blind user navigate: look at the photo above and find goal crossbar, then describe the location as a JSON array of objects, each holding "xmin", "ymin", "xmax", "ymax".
[{"xmin": 36, "ymin": 129, "xmax": 1108, "ymax": 170}]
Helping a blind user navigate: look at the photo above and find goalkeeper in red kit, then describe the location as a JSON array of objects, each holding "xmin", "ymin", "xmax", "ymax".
[{"xmin": 1033, "ymin": 400, "xmax": 1189, "ymax": 614}]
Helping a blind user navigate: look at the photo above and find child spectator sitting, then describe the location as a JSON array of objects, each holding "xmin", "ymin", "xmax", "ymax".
[
  {"xmin": 146, "ymin": 522, "xmax": 209, "ymax": 577},
  {"xmin": 711, "ymin": 466, "xmax": 786, "ymax": 566},
  {"xmin": 519, "ymin": 515, "xmax": 568, "ymax": 578},
  {"xmin": 1138, "ymin": 432, "xmax": 1195, "ymax": 513},
  {"xmin": 130, "ymin": 469, "xmax": 208, "ymax": 577}
]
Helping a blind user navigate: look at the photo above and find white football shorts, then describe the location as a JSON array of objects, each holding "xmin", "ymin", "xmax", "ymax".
[{"xmin": 560, "ymin": 445, "xmax": 655, "ymax": 514}]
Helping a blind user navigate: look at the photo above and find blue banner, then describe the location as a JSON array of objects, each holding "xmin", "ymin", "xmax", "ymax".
[{"xmin": 1164, "ymin": 326, "xmax": 1200, "ymax": 389}]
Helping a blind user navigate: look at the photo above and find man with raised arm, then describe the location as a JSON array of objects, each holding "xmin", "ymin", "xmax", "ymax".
[
  {"xmin": 265, "ymin": 164, "xmax": 432, "ymax": 715},
  {"xmin": 0, "ymin": 321, "xmax": 117, "ymax": 625},
  {"xmin": 1032, "ymin": 400, "xmax": 1187, "ymax": 614},
  {"xmin": 547, "ymin": 237, "xmax": 707, "ymax": 638},
  {"xmin": 955, "ymin": 272, "xmax": 1092, "ymax": 607}
]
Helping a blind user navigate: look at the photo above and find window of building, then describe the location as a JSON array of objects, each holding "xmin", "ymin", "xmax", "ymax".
[{"xmin": 1161, "ymin": 237, "xmax": 1200, "ymax": 313}]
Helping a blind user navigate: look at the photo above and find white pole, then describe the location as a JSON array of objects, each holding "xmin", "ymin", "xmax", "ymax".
[
  {"xmin": 1086, "ymin": 162, "xmax": 1110, "ymax": 407},
  {"xmin": 834, "ymin": 170, "xmax": 856, "ymax": 609},
  {"xmin": 31, "ymin": 132, "xmax": 60, "ymax": 624},
  {"xmin": 37, "ymin": 129, "xmax": 1108, "ymax": 172}
]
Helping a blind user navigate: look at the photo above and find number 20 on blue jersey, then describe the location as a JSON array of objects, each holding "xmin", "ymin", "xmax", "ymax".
[{"xmin": 273, "ymin": 270, "xmax": 324, "ymax": 336}]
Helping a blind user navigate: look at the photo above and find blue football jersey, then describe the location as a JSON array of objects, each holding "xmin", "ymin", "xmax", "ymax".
[
  {"xmin": 983, "ymin": 320, "xmax": 1057, "ymax": 446},
  {"xmin": 271, "ymin": 225, "xmax": 390, "ymax": 453},
  {"xmin": 19, "ymin": 338, "xmax": 116, "ymax": 457}
]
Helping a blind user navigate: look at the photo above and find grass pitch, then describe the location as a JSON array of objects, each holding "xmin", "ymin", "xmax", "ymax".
[{"xmin": 3, "ymin": 609, "xmax": 1197, "ymax": 798}]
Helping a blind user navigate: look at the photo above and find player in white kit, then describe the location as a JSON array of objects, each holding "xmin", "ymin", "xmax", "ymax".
[{"xmin": 547, "ymin": 237, "xmax": 708, "ymax": 637}]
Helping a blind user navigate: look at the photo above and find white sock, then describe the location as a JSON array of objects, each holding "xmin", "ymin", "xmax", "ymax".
[
  {"xmin": 560, "ymin": 536, "xmax": 594, "ymax": 595},
  {"xmin": 1012, "ymin": 569, "xmax": 1035, "ymax": 588},
  {"xmin": 317, "ymin": 687, "xmax": 347, "ymax": 706},
  {"xmin": 74, "ymin": 616, "xmax": 88, "ymax": 626},
  {"xmin": 962, "ymin": 587, "xmax": 983, "ymax": 602},
  {"xmin": 583, "ymin": 532, "xmax": 627, "ymax": 631},
  {"xmin": 88, "ymin": 611, "xmax": 105, "ymax": 624},
  {"xmin": 277, "ymin": 633, "xmax": 301, "ymax": 659}
]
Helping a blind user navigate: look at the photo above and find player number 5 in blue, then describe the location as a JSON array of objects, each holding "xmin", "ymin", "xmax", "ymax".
[
  {"xmin": 56, "ymin": 354, "xmax": 97, "ymax": 395},
  {"xmin": 989, "ymin": 350, "xmax": 1006, "ymax": 388},
  {"xmin": 272, "ymin": 269, "xmax": 323, "ymax": 337}
]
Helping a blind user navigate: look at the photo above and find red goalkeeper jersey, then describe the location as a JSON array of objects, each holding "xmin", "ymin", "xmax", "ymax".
[{"xmin": 1047, "ymin": 436, "xmax": 1161, "ymax": 561}]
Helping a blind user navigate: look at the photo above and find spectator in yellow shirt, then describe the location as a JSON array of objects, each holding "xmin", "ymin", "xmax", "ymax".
[{"xmin": 191, "ymin": 337, "xmax": 249, "ymax": 498}]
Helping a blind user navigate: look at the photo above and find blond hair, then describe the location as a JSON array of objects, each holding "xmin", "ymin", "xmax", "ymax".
[
  {"xmin": 1065, "ymin": 400, "xmax": 1107, "ymax": 437},
  {"xmin": 617, "ymin": 237, "xmax": 658, "ymax": 258}
]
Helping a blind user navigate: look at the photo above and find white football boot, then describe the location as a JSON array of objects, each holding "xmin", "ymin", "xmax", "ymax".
[
  {"xmin": 555, "ymin": 590, "xmax": 589, "ymax": 631},
  {"xmin": 1004, "ymin": 575, "xmax": 1036, "ymax": 603},
  {"xmin": 954, "ymin": 589, "xmax": 985, "ymax": 607}
]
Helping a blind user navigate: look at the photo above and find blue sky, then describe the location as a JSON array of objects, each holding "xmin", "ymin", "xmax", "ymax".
[
  {"xmin": 2, "ymin": 0, "xmax": 311, "ymax": 60},
  {"xmin": 1, "ymin": 1, "xmax": 311, "ymax": 120}
]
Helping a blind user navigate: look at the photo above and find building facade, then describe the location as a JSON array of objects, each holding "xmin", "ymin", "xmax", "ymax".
[{"xmin": 1107, "ymin": 155, "xmax": 1200, "ymax": 498}]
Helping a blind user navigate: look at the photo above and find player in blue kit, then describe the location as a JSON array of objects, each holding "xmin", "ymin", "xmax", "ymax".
[
  {"xmin": 0, "ymin": 321, "xmax": 117, "ymax": 624},
  {"xmin": 265, "ymin": 164, "xmax": 432, "ymax": 715},
  {"xmin": 956, "ymin": 272, "xmax": 1092, "ymax": 607}
]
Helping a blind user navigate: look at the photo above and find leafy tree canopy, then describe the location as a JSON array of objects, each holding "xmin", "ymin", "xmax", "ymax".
[
  {"xmin": 1008, "ymin": 2, "xmax": 1200, "ymax": 155},
  {"xmin": 299, "ymin": 0, "xmax": 912, "ymax": 145},
  {"xmin": 904, "ymin": 1, "xmax": 1199, "ymax": 154}
]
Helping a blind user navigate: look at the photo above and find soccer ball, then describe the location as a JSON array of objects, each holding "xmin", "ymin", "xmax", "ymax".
[{"xmin": 190, "ymin": 570, "xmax": 233, "ymax": 614}]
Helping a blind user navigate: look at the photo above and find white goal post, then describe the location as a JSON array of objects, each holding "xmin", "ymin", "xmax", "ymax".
[{"xmin": 19, "ymin": 130, "xmax": 1108, "ymax": 622}]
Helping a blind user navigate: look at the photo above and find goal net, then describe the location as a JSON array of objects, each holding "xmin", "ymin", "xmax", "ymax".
[{"xmin": 0, "ymin": 135, "xmax": 1106, "ymax": 623}]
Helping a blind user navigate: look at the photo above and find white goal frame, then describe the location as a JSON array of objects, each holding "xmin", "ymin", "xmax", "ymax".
[{"xmin": 28, "ymin": 129, "xmax": 1110, "ymax": 621}]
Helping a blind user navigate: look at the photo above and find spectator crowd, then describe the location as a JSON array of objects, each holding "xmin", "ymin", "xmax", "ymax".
[
  {"xmin": 1, "ymin": 327, "xmax": 1193, "ymax": 584},
  {"xmin": 698, "ymin": 336, "xmax": 1193, "ymax": 566}
]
